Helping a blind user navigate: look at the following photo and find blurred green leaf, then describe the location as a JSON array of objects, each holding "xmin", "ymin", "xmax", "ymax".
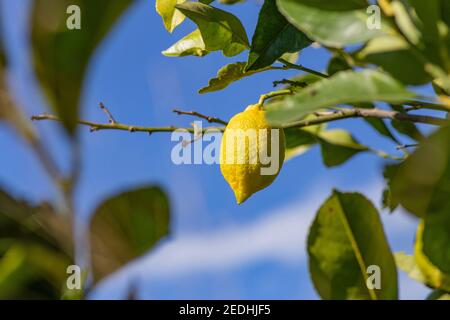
[
  {"xmin": 390, "ymin": 105, "xmax": 424, "ymax": 141},
  {"xmin": 356, "ymin": 36, "xmax": 431, "ymax": 85},
  {"xmin": 317, "ymin": 129, "xmax": 368, "ymax": 167},
  {"xmin": 308, "ymin": 191, "xmax": 398, "ymax": 300},
  {"xmin": 199, "ymin": 62, "xmax": 270, "ymax": 94},
  {"xmin": 283, "ymin": 116, "xmax": 325, "ymax": 160},
  {"xmin": 89, "ymin": 186, "xmax": 170, "ymax": 282},
  {"xmin": 427, "ymin": 290, "xmax": 450, "ymax": 300},
  {"xmin": 31, "ymin": 0, "xmax": 133, "ymax": 135},
  {"xmin": 175, "ymin": 2, "xmax": 249, "ymax": 57},
  {"xmin": 382, "ymin": 162, "xmax": 401, "ymax": 212},
  {"xmin": 277, "ymin": 0, "xmax": 387, "ymax": 47},
  {"xmin": 391, "ymin": 126, "xmax": 450, "ymax": 275},
  {"xmin": 327, "ymin": 55, "xmax": 351, "ymax": 76},
  {"xmin": 391, "ymin": 126, "xmax": 449, "ymax": 218},
  {"xmin": 414, "ymin": 222, "xmax": 450, "ymax": 291},
  {"xmin": 365, "ymin": 117, "xmax": 400, "ymax": 145},
  {"xmin": 162, "ymin": 29, "xmax": 209, "ymax": 57},
  {"xmin": 0, "ymin": 189, "xmax": 74, "ymax": 299},
  {"xmin": 156, "ymin": 0, "xmax": 186, "ymax": 33},
  {"xmin": 394, "ymin": 252, "xmax": 431, "ymax": 287},
  {"xmin": 404, "ymin": 0, "xmax": 449, "ymax": 70},
  {"xmin": 266, "ymin": 70, "xmax": 415, "ymax": 125},
  {"xmin": 245, "ymin": 0, "xmax": 311, "ymax": 71}
]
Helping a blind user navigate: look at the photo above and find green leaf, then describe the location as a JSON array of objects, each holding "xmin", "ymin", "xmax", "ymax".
[
  {"xmin": 162, "ymin": 29, "xmax": 209, "ymax": 57},
  {"xmin": 394, "ymin": 252, "xmax": 430, "ymax": 286},
  {"xmin": 175, "ymin": 2, "xmax": 249, "ymax": 57},
  {"xmin": 31, "ymin": 0, "xmax": 133, "ymax": 135},
  {"xmin": 390, "ymin": 105, "xmax": 424, "ymax": 141},
  {"xmin": 364, "ymin": 117, "xmax": 400, "ymax": 145},
  {"xmin": 391, "ymin": 126, "xmax": 450, "ymax": 218},
  {"xmin": 317, "ymin": 129, "xmax": 368, "ymax": 167},
  {"xmin": 156, "ymin": 0, "xmax": 186, "ymax": 33},
  {"xmin": 89, "ymin": 186, "xmax": 170, "ymax": 282},
  {"xmin": 277, "ymin": 0, "xmax": 387, "ymax": 47},
  {"xmin": 266, "ymin": 70, "xmax": 415, "ymax": 125},
  {"xmin": 427, "ymin": 290, "xmax": 450, "ymax": 300},
  {"xmin": 283, "ymin": 116, "xmax": 325, "ymax": 160},
  {"xmin": 414, "ymin": 222, "xmax": 450, "ymax": 291},
  {"xmin": 308, "ymin": 191, "xmax": 398, "ymax": 300},
  {"xmin": 404, "ymin": 0, "xmax": 448, "ymax": 70},
  {"xmin": 391, "ymin": 126, "xmax": 450, "ymax": 275},
  {"xmin": 327, "ymin": 55, "xmax": 351, "ymax": 76},
  {"xmin": 356, "ymin": 35, "xmax": 431, "ymax": 85},
  {"xmin": 0, "ymin": 189, "xmax": 74, "ymax": 299},
  {"xmin": 199, "ymin": 62, "xmax": 270, "ymax": 94},
  {"xmin": 381, "ymin": 163, "xmax": 401, "ymax": 212},
  {"xmin": 245, "ymin": 0, "xmax": 311, "ymax": 71}
]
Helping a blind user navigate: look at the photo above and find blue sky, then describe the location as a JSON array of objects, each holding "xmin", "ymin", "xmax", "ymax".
[{"xmin": 0, "ymin": 0, "xmax": 433, "ymax": 299}]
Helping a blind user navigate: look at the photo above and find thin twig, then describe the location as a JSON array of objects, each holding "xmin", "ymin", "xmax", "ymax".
[
  {"xmin": 403, "ymin": 100, "xmax": 450, "ymax": 112},
  {"xmin": 258, "ymin": 89, "xmax": 293, "ymax": 106},
  {"xmin": 278, "ymin": 58, "xmax": 329, "ymax": 79},
  {"xmin": 396, "ymin": 144, "xmax": 419, "ymax": 150},
  {"xmin": 99, "ymin": 102, "xmax": 117, "ymax": 124},
  {"xmin": 283, "ymin": 108, "xmax": 448, "ymax": 129},
  {"xmin": 32, "ymin": 106, "xmax": 447, "ymax": 137},
  {"xmin": 273, "ymin": 79, "xmax": 308, "ymax": 88},
  {"xmin": 31, "ymin": 113, "xmax": 225, "ymax": 134},
  {"xmin": 172, "ymin": 109, "xmax": 228, "ymax": 125}
]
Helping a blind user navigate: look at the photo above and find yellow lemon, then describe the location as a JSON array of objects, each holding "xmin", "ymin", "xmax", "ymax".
[{"xmin": 220, "ymin": 104, "xmax": 285, "ymax": 204}]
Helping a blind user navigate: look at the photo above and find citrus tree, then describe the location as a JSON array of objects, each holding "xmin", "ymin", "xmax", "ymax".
[{"xmin": 1, "ymin": 0, "xmax": 449, "ymax": 299}]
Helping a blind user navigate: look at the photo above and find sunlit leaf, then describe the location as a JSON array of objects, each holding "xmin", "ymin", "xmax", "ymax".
[
  {"xmin": 162, "ymin": 29, "xmax": 208, "ymax": 57},
  {"xmin": 31, "ymin": 0, "xmax": 133, "ymax": 134},
  {"xmin": 89, "ymin": 186, "xmax": 170, "ymax": 282},
  {"xmin": 156, "ymin": 0, "xmax": 186, "ymax": 33},
  {"xmin": 245, "ymin": 0, "xmax": 311, "ymax": 71},
  {"xmin": 277, "ymin": 0, "xmax": 387, "ymax": 47},
  {"xmin": 199, "ymin": 62, "xmax": 270, "ymax": 94},
  {"xmin": 175, "ymin": 2, "xmax": 249, "ymax": 57},
  {"xmin": 308, "ymin": 191, "xmax": 398, "ymax": 300}
]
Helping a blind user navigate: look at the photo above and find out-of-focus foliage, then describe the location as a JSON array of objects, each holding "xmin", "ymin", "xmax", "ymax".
[
  {"xmin": 31, "ymin": 0, "xmax": 133, "ymax": 135},
  {"xmin": 266, "ymin": 70, "xmax": 415, "ymax": 125},
  {"xmin": 0, "ymin": 189, "xmax": 74, "ymax": 299},
  {"xmin": 90, "ymin": 186, "xmax": 170, "ymax": 283}
]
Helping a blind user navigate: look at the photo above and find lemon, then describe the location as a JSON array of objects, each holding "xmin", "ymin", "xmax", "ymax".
[{"xmin": 220, "ymin": 104, "xmax": 285, "ymax": 204}]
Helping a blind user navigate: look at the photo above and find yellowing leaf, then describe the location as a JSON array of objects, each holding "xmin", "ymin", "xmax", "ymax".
[{"xmin": 156, "ymin": 0, "xmax": 186, "ymax": 33}]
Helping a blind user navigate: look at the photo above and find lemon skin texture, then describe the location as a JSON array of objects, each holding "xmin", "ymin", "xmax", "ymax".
[{"xmin": 220, "ymin": 104, "xmax": 285, "ymax": 204}]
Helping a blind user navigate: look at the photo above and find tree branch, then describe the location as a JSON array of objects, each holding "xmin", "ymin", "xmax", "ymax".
[
  {"xmin": 278, "ymin": 58, "xmax": 329, "ymax": 79},
  {"xmin": 32, "ymin": 106, "xmax": 447, "ymax": 138},
  {"xmin": 283, "ymin": 108, "xmax": 448, "ymax": 129},
  {"xmin": 31, "ymin": 113, "xmax": 225, "ymax": 134},
  {"xmin": 172, "ymin": 109, "xmax": 228, "ymax": 125}
]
